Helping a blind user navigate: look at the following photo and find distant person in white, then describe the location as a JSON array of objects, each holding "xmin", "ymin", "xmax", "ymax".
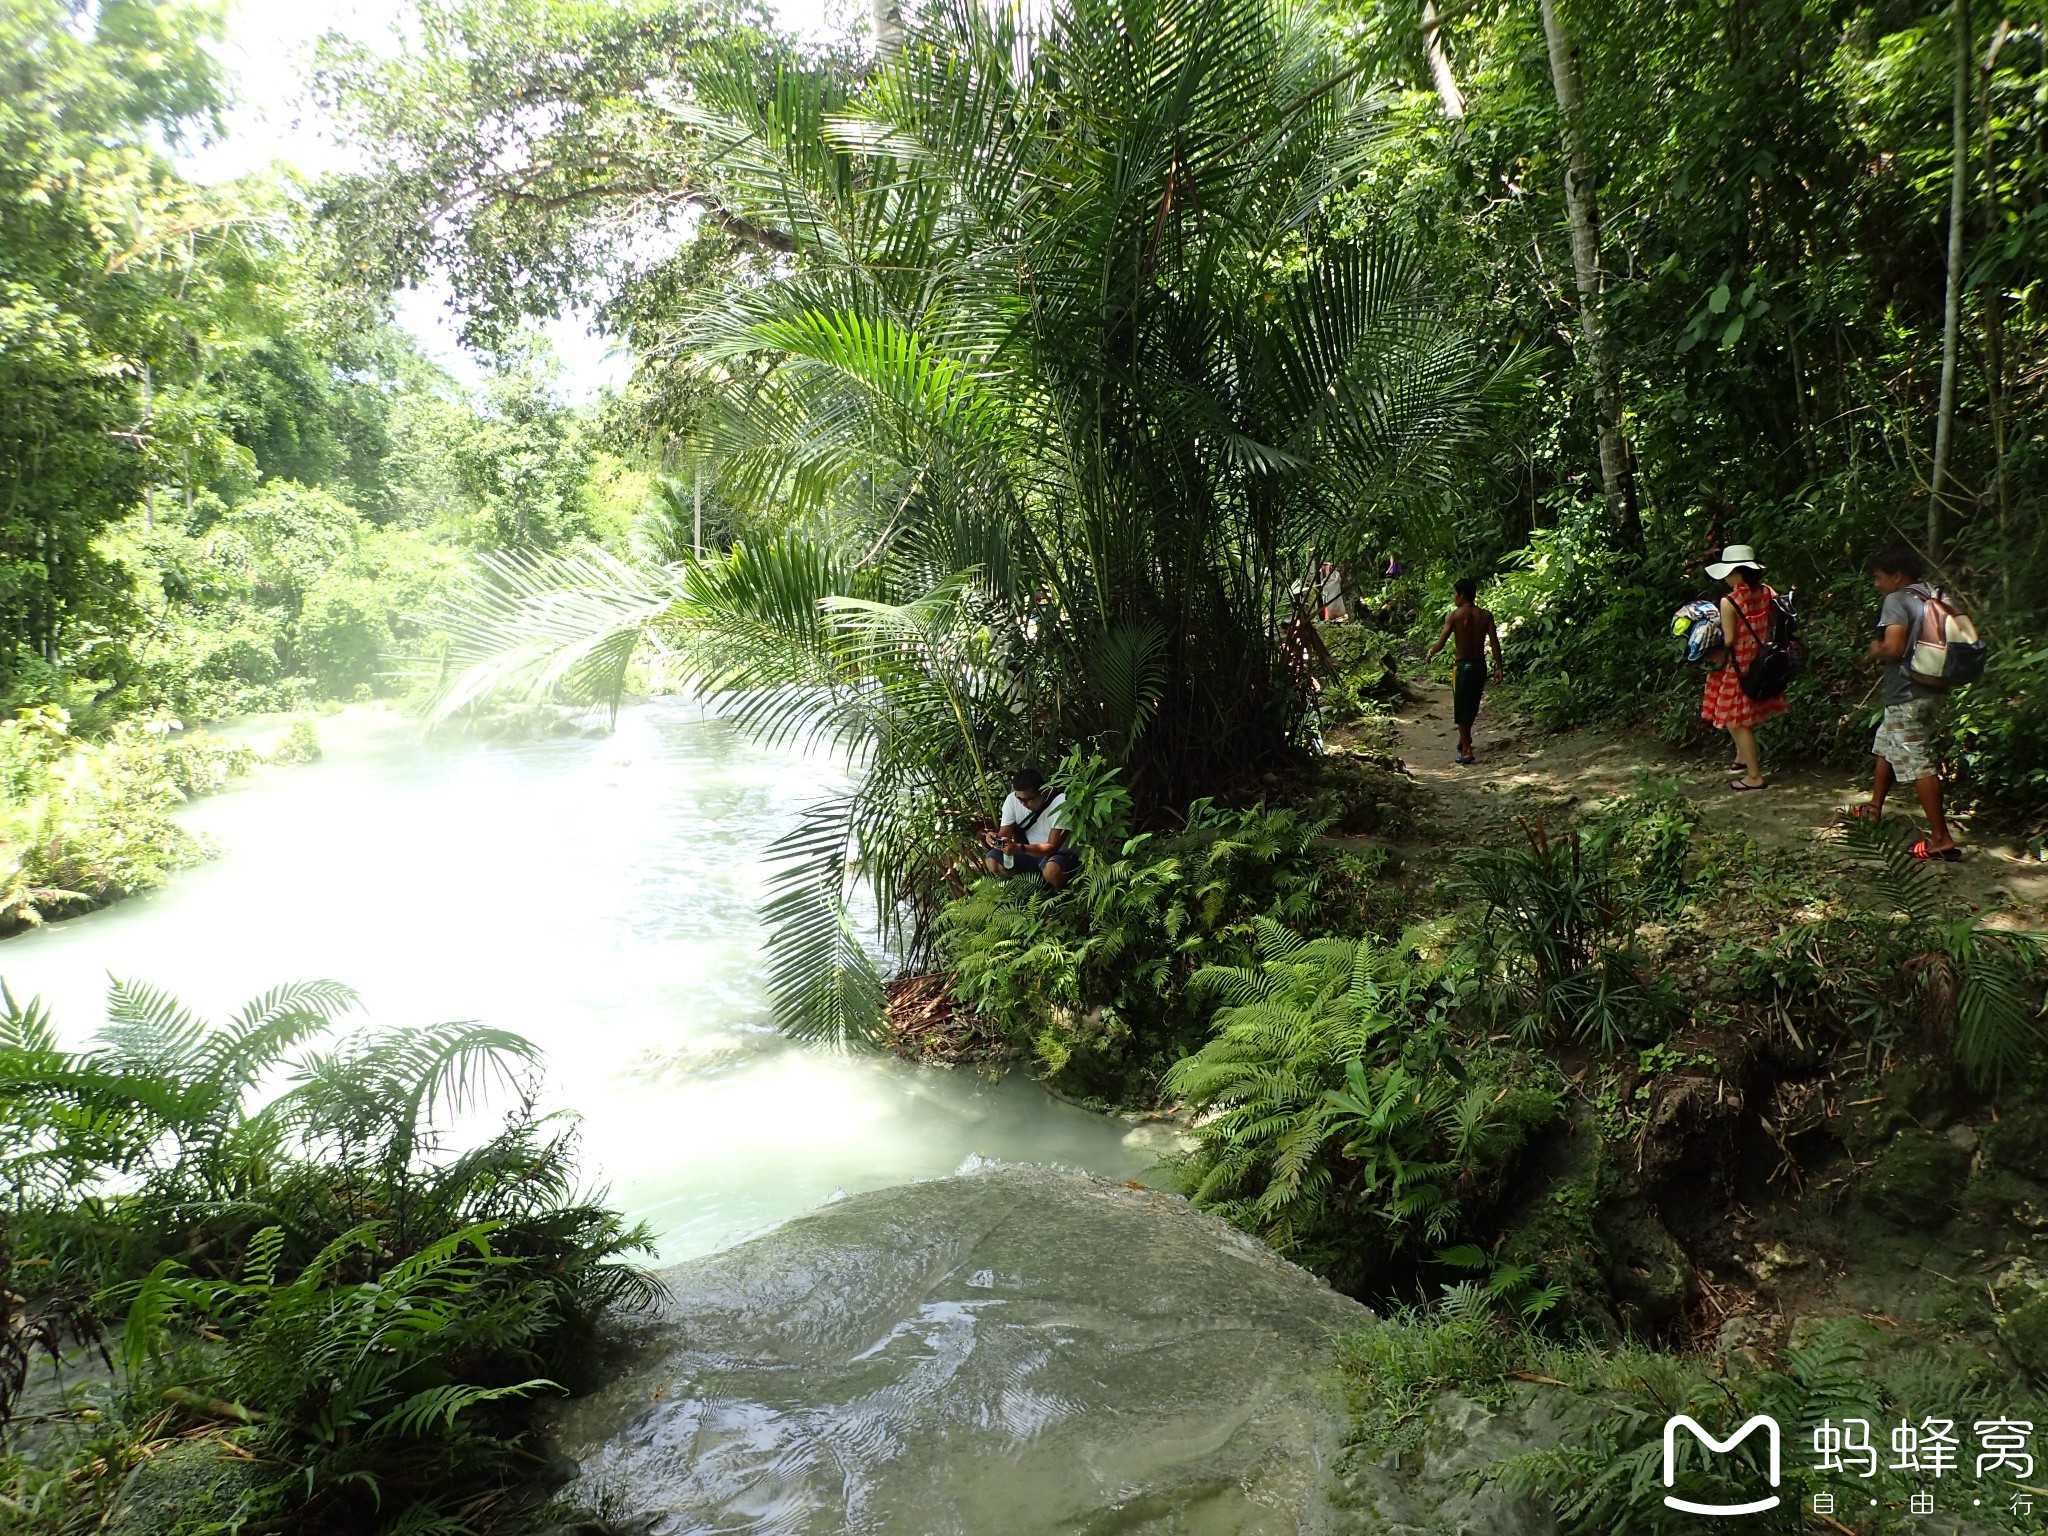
[{"xmin": 981, "ymin": 767, "xmax": 1076, "ymax": 889}]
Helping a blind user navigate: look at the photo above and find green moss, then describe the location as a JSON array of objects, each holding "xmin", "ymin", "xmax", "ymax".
[
  {"xmin": 1983, "ymin": 1106, "xmax": 2048, "ymax": 1181},
  {"xmin": 1592, "ymin": 1196, "xmax": 1691, "ymax": 1335},
  {"xmin": 104, "ymin": 1440, "xmax": 263, "ymax": 1536},
  {"xmin": 1877, "ymin": 1058, "xmax": 1963, "ymax": 1128},
  {"xmin": 1863, "ymin": 1130, "xmax": 1971, "ymax": 1229},
  {"xmin": 2000, "ymin": 1294, "xmax": 2048, "ymax": 1380}
]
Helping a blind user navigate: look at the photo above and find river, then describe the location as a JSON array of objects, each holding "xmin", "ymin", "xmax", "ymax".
[{"xmin": 0, "ymin": 702, "xmax": 1151, "ymax": 1259}]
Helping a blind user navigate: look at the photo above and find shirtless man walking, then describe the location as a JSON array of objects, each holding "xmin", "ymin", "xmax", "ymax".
[{"xmin": 1425, "ymin": 577, "xmax": 1505, "ymax": 765}]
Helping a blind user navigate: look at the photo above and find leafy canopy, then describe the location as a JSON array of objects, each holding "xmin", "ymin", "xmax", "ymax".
[{"xmin": 395, "ymin": 0, "xmax": 1516, "ymax": 1040}]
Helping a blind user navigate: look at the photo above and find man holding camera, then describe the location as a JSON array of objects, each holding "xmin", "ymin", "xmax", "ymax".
[{"xmin": 982, "ymin": 767, "xmax": 1076, "ymax": 889}]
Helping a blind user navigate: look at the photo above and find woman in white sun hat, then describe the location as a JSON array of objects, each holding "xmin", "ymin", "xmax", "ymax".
[{"xmin": 1699, "ymin": 545, "xmax": 1788, "ymax": 791}]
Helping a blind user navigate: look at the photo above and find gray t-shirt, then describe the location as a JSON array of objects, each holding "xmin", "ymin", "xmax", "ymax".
[{"xmin": 1878, "ymin": 587, "xmax": 1930, "ymax": 704}]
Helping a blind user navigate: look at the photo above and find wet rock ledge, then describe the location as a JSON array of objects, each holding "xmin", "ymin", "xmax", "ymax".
[{"xmin": 546, "ymin": 1165, "xmax": 1370, "ymax": 1534}]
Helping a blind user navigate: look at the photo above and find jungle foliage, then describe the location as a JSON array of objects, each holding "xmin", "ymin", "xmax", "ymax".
[
  {"xmin": 0, "ymin": 980, "xmax": 655, "ymax": 1535},
  {"xmin": 938, "ymin": 754, "xmax": 1346, "ymax": 1098},
  {"xmin": 1337, "ymin": 0, "xmax": 2048, "ymax": 807},
  {"xmin": 386, "ymin": 0, "xmax": 1510, "ymax": 1040},
  {"xmin": 0, "ymin": 0, "xmax": 644, "ymax": 726},
  {"xmin": 1340, "ymin": 1305, "xmax": 2048, "ymax": 1536},
  {"xmin": 0, "ymin": 707, "xmax": 258, "ymax": 935},
  {"xmin": 1167, "ymin": 922, "xmax": 1566, "ymax": 1292},
  {"xmin": 1137, "ymin": 770, "xmax": 2047, "ymax": 1317}
]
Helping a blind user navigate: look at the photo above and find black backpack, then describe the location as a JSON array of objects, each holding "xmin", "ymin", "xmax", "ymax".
[{"xmin": 1730, "ymin": 589, "xmax": 1805, "ymax": 702}]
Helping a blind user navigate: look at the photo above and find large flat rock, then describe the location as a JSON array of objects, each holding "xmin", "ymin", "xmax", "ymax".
[{"xmin": 549, "ymin": 1165, "xmax": 1371, "ymax": 1534}]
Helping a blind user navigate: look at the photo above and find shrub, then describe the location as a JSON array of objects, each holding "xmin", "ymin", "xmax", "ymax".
[
  {"xmin": 0, "ymin": 979, "xmax": 658, "ymax": 1534},
  {"xmin": 937, "ymin": 755, "xmax": 1336, "ymax": 1097},
  {"xmin": 1582, "ymin": 774, "xmax": 1704, "ymax": 913},
  {"xmin": 1841, "ymin": 816, "xmax": 2045, "ymax": 1089},
  {"xmin": 1950, "ymin": 641, "xmax": 2048, "ymax": 817},
  {"xmin": 0, "ymin": 709, "xmax": 256, "ymax": 932},
  {"xmin": 1315, "ymin": 623, "xmax": 1403, "ymax": 726},
  {"xmin": 270, "ymin": 719, "xmax": 323, "ymax": 765},
  {"xmin": 1457, "ymin": 820, "xmax": 1673, "ymax": 1051},
  {"xmin": 1166, "ymin": 923, "xmax": 1563, "ymax": 1290}
]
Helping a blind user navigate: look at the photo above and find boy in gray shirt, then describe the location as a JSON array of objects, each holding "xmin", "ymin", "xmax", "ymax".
[{"xmin": 1857, "ymin": 547, "xmax": 1957, "ymax": 860}]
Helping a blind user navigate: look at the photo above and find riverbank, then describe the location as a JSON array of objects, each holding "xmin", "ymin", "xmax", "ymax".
[
  {"xmin": 1, "ymin": 708, "xmax": 271, "ymax": 936},
  {"xmin": 11, "ymin": 674, "xmax": 2048, "ymax": 1531},
  {"xmin": 879, "ymin": 640, "xmax": 2048, "ymax": 1521}
]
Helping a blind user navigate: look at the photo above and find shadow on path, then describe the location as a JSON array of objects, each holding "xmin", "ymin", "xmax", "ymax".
[{"xmin": 1347, "ymin": 674, "xmax": 2047, "ymax": 925}]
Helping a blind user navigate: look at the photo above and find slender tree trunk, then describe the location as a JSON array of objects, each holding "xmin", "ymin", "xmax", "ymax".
[
  {"xmin": 1422, "ymin": 1, "xmax": 1466, "ymax": 121},
  {"xmin": 1981, "ymin": 20, "xmax": 2014, "ymax": 569},
  {"xmin": 1788, "ymin": 330, "xmax": 1818, "ymax": 480},
  {"xmin": 872, "ymin": 0, "xmax": 904, "ymax": 56},
  {"xmin": 1929, "ymin": 0, "xmax": 1971, "ymax": 557},
  {"xmin": 141, "ymin": 364, "xmax": 155, "ymax": 530},
  {"xmin": 1537, "ymin": 0, "xmax": 1641, "ymax": 552}
]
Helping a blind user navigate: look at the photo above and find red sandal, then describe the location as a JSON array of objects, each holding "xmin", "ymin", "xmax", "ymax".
[
  {"xmin": 1910, "ymin": 839, "xmax": 1961, "ymax": 863},
  {"xmin": 1845, "ymin": 804, "xmax": 1882, "ymax": 822}
]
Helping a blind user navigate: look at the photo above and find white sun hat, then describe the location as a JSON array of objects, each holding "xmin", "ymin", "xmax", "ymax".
[{"xmin": 1704, "ymin": 544, "xmax": 1765, "ymax": 579}]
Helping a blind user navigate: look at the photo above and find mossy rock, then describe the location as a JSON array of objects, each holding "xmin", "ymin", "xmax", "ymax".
[
  {"xmin": 1593, "ymin": 1198, "xmax": 1691, "ymax": 1335},
  {"xmin": 1877, "ymin": 1058, "xmax": 1961, "ymax": 1129},
  {"xmin": 2000, "ymin": 1294, "xmax": 2048, "ymax": 1380},
  {"xmin": 106, "ymin": 1438, "xmax": 265, "ymax": 1534},
  {"xmin": 1982, "ymin": 1106, "xmax": 2048, "ymax": 1182},
  {"xmin": 1961, "ymin": 1165, "xmax": 2045, "ymax": 1227},
  {"xmin": 1863, "ymin": 1130, "xmax": 1971, "ymax": 1229}
]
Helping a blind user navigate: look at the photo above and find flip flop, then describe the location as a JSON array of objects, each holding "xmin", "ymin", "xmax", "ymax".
[
  {"xmin": 1845, "ymin": 804, "xmax": 1882, "ymax": 821},
  {"xmin": 1730, "ymin": 779, "xmax": 1770, "ymax": 792},
  {"xmin": 1456, "ymin": 753, "xmax": 1476, "ymax": 765},
  {"xmin": 1910, "ymin": 840, "xmax": 1962, "ymax": 862}
]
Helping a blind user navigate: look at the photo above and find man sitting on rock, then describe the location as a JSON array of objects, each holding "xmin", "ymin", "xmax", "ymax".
[{"xmin": 982, "ymin": 767, "xmax": 1076, "ymax": 889}]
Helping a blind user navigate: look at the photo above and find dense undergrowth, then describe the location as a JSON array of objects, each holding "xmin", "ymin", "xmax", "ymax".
[
  {"xmin": 926, "ymin": 727, "xmax": 2048, "ymax": 1524},
  {"xmin": 938, "ymin": 752, "xmax": 1382, "ymax": 1101},
  {"xmin": 0, "ymin": 708, "xmax": 283, "ymax": 935},
  {"xmin": 0, "ymin": 981, "xmax": 653, "ymax": 1535},
  {"xmin": 934, "ymin": 743, "xmax": 2047, "ymax": 1331},
  {"xmin": 1341, "ymin": 1303, "xmax": 2048, "ymax": 1534}
]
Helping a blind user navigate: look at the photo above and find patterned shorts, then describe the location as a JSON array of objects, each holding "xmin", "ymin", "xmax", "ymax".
[{"xmin": 1873, "ymin": 697, "xmax": 1942, "ymax": 781}]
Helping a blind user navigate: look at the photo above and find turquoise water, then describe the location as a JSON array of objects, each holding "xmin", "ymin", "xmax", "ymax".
[{"xmin": 0, "ymin": 702, "xmax": 1149, "ymax": 1258}]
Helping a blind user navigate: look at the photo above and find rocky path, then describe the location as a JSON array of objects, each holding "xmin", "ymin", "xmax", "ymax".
[{"xmin": 1348, "ymin": 672, "xmax": 2048, "ymax": 924}]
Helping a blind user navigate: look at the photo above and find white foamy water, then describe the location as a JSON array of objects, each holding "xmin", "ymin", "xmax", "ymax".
[{"xmin": 0, "ymin": 702, "xmax": 1148, "ymax": 1259}]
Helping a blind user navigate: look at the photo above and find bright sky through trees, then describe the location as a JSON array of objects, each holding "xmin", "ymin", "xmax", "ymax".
[{"xmin": 185, "ymin": 0, "xmax": 843, "ymax": 398}]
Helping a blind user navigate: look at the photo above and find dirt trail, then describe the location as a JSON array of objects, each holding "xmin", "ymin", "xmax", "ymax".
[{"xmin": 1353, "ymin": 673, "xmax": 2048, "ymax": 923}]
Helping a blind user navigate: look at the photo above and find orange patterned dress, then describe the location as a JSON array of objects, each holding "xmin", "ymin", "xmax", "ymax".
[{"xmin": 1701, "ymin": 584, "xmax": 1791, "ymax": 730}]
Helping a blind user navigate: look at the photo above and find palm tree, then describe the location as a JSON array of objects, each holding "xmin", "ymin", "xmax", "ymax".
[{"xmin": 430, "ymin": 0, "xmax": 1517, "ymax": 1041}]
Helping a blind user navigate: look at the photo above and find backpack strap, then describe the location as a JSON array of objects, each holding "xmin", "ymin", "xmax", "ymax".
[
  {"xmin": 1726, "ymin": 591, "xmax": 1768, "ymax": 677},
  {"xmin": 1014, "ymin": 791, "xmax": 1063, "ymax": 839},
  {"xmin": 1905, "ymin": 584, "xmax": 1950, "ymax": 641}
]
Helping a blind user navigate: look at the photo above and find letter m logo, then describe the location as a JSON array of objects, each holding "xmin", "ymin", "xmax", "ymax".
[{"xmin": 1662, "ymin": 1414, "xmax": 1782, "ymax": 1516}]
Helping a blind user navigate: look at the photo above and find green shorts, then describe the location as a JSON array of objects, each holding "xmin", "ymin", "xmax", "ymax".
[{"xmin": 1453, "ymin": 660, "xmax": 1489, "ymax": 727}]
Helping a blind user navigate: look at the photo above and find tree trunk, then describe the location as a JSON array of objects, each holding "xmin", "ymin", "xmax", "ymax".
[
  {"xmin": 1929, "ymin": 0, "xmax": 1971, "ymax": 557},
  {"xmin": 873, "ymin": 0, "xmax": 904, "ymax": 56},
  {"xmin": 141, "ymin": 363, "xmax": 155, "ymax": 530},
  {"xmin": 1422, "ymin": 2, "xmax": 1466, "ymax": 121},
  {"xmin": 1981, "ymin": 20, "xmax": 2014, "ymax": 567},
  {"xmin": 1537, "ymin": 0, "xmax": 1641, "ymax": 552}
]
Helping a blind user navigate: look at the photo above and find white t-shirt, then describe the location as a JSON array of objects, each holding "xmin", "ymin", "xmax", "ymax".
[{"xmin": 1000, "ymin": 790, "xmax": 1067, "ymax": 842}]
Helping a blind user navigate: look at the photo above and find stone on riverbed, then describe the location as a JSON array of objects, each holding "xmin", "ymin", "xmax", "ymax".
[{"xmin": 546, "ymin": 1165, "xmax": 1371, "ymax": 1534}]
